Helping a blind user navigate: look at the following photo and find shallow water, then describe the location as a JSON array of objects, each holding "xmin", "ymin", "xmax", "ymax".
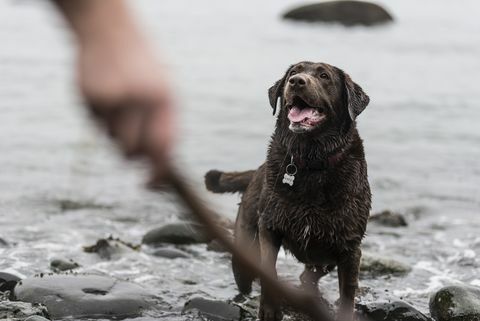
[{"xmin": 0, "ymin": 0, "xmax": 479, "ymax": 319}]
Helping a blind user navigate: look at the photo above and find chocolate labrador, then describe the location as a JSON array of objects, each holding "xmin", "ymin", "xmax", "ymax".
[{"xmin": 205, "ymin": 61, "xmax": 371, "ymax": 321}]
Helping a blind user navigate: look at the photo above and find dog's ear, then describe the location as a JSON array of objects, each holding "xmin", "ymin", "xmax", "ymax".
[
  {"xmin": 342, "ymin": 72, "xmax": 370, "ymax": 120},
  {"xmin": 268, "ymin": 66, "xmax": 292, "ymax": 116}
]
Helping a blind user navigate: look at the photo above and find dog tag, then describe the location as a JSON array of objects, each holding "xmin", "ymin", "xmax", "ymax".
[
  {"xmin": 282, "ymin": 156, "xmax": 297, "ymax": 187},
  {"xmin": 282, "ymin": 172, "xmax": 295, "ymax": 186}
]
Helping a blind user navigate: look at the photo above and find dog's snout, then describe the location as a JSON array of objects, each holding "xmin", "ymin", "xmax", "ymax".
[{"xmin": 288, "ymin": 74, "xmax": 307, "ymax": 88}]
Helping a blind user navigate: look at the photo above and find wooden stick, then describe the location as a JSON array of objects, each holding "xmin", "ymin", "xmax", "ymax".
[{"xmin": 156, "ymin": 166, "xmax": 334, "ymax": 321}]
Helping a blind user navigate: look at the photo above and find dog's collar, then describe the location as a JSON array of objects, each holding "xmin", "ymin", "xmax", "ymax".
[{"xmin": 291, "ymin": 147, "xmax": 347, "ymax": 171}]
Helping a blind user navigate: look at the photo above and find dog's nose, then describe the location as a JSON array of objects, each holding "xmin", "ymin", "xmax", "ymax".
[{"xmin": 288, "ymin": 74, "xmax": 307, "ymax": 88}]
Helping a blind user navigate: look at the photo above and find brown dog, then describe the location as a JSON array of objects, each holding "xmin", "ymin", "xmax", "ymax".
[{"xmin": 205, "ymin": 62, "xmax": 371, "ymax": 321}]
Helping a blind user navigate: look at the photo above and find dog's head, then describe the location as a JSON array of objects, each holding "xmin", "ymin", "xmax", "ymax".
[{"xmin": 268, "ymin": 62, "xmax": 369, "ymax": 135}]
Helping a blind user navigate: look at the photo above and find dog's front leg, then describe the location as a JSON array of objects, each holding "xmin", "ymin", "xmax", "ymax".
[
  {"xmin": 337, "ymin": 248, "xmax": 361, "ymax": 321},
  {"xmin": 258, "ymin": 226, "xmax": 282, "ymax": 321}
]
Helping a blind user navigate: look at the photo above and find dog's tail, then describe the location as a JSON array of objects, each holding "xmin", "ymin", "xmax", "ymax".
[{"xmin": 204, "ymin": 169, "xmax": 255, "ymax": 194}]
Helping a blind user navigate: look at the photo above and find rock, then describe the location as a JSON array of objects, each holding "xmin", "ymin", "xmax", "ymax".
[
  {"xmin": 370, "ymin": 210, "xmax": 408, "ymax": 227},
  {"xmin": 24, "ymin": 316, "xmax": 51, "ymax": 321},
  {"xmin": 13, "ymin": 274, "xmax": 163, "ymax": 319},
  {"xmin": 50, "ymin": 258, "xmax": 80, "ymax": 272},
  {"xmin": 360, "ymin": 253, "xmax": 411, "ymax": 277},
  {"xmin": 0, "ymin": 272, "xmax": 22, "ymax": 293},
  {"xmin": 150, "ymin": 247, "xmax": 191, "ymax": 259},
  {"xmin": 183, "ymin": 297, "xmax": 241, "ymax": 321},
  {"xmin": 357, "ymin": 301, "xmax": 431, "ymax": 321},
  {"xmin": 142, "ymin": 222, "xmax": 212, "ymax": 246},
  {"xmin": 282, "ymin": 1, "xmax": 393, "ymax": 27},
  {"xmin": 55, "ymin": 199, "xmax": 113, "ymax": 211},
  {"xmin": 429, "ymin": 285, "xmax": 480, "ymax": 321},
  {"xmin": 0, "ymin": 237, "xmax": 8, "ymax": 247},
  {"xmin": 0, "ymin": 300, "xmax": 50, "ymax": 321},
  {"xmin": 83, "ymin": 236, "xmax": 140, "ymax": 259}
]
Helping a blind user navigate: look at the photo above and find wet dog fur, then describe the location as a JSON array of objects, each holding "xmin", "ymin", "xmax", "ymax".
[{"xmin": 205, "ymin": 61, "xmax": 371, "ymax": 321}]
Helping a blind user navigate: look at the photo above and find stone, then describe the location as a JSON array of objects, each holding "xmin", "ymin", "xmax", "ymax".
[
  {"xmin": 0, "ymin": 237, "xmax": 8, "ymax": 247},
  {"xmin": 142, "ymin": 222, "xmax": 212, "ymax": 246},
  {"xmin": 83, "ymin": 236, "xmax": 140, "ymax": 260},
  {"xmin": 183, "ymin": 297, "xmax": 241, "ymax": 321},
  {"xmin": 0, "ymin": 272, "xmax": 21, "ymax": 293},
  {"xmin": 282, "ymin": 1, "xmax": 393, "ymax": 27},
  {"xmin": 0, "ymin": 300, "xmax": 50, "ymax": 321},
  {"xmin": 55, "ymin": 199, "xmax": 113, "ymax": 212},
  {"xmin": 24, "ymin": 316, "xmax": 51, "ymax": 321},
  {"xmin": 50, "ymin": 258, "xmax": 80, "ymax": 272},
  {"xmin": 149, "ymin": 247, "xmax": 191, "ymax": 259},
  {"xmin": 357, "ymin": 301, "xmax": 431, "ymax": 321},
  {"xmin": 370, "ymin": 210, "xmax": 408, "ymax": 227},
  {"xmin": 429, "ymin": 285, "xmax": 480, "ymax": 321},
  {"xmin": 13, "ymin": 274, "xmax": 163, "ymax": 319},
  {"xmin": 360, "ymin": 253, "xmax": 411, "ymax": 277}
]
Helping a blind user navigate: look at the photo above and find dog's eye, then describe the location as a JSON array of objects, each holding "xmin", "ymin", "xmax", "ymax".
[
  {"xmin": 290, "ymin": 70, "xmax": 297, "ymax": 75},
  {"xmin": 320, "ymin": 73, "xmax": 329, "ymax": 80}
]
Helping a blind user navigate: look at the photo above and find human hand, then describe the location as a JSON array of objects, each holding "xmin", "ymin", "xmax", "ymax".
[{"xmin": 78, "ymin": 35, "xmax": 175, "ymax": 179}]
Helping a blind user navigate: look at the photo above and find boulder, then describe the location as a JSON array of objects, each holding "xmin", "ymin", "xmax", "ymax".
[
  {"xmin": 0, "ymin": 300, "xmax": 50, "ymax": 321},
  {"xmin": 183, "ymin": 297, "xmax": 241, "ymax": 321},
  {"xmin": 370, "ymin": 210, "xmax": 408, "ymax": 227},
  {"xmin": 357, "ymin": 301, "xmax": 431, "ymax": 321},
  {"xmin": 83, "ymin": 236, "xmax": 140, "ymax": 260},
  {"xmin": 149, "ymin": 247, "xmax": 191, "ymax": 259},
  {"xmin": 50, "ymin": 258, "xmax": 80, "ymax": 272},
  {"xmin": 0, "ymin": 237, "xmax": 8, "ymax": 247},
  {"xmin": 24, "ymin": 316, "xmax": 51, "ymax": 321},
  {"xmin": 429, "ymin": 285, "xmax": 480, "ymax": 321},
  {"xmin": 55, "ymin": 199, "xmax": 113, "ymax": 211},
  {"xmin": 13, "ymin": 274, "xmax": 163, "ymax": 319},
  {"xmin": 142, "ymin": 222, "xmax": 212, "ymax": 246},
  {"xmin": 0, "ymin": 272, "xmax": 22, "ymax": 293},
  {"xmin": 282, "ymin": 1, "xmax": 393, "ymax": 27},
  {"xmin": 360, "ymin": 253, "xmax": 411, "ymax": 277}
]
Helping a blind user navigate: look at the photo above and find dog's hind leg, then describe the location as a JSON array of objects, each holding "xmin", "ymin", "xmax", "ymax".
[
  {"xmin": 300, "ymin": 264, "xmax": 336, "ymax": 293},
  {"xmin": 232, "ymin": 208, "xmax": 259, "ymax": 295}
]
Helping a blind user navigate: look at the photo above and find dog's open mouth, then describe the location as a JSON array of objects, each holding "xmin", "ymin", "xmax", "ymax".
[{"xmin": 287, "ymin": 96, "xmax": 326, "ymax": 133}]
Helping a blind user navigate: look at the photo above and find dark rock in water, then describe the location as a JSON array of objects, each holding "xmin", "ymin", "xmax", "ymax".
[
  {"xmin": 282, "ymin": 1, "xmax": 393, "ymax": 27},
  {"xmin": 55, "ymin": 198, "xmax": 114, "ymax": 212},
  {"xmin": 0, "ymin": 272, "xmax": 22, "ymax": 293},
  {"xmin": 0, "ymin": 237, "xmax": 8, "ymax": 247},
  {"xmin": 370, "ymin": 210, "xmax": 408, "ymax": 227},
  {"xmin": 357, "ymin": 301, "xmax": 431, "ymax": 321},
  {"xmin": 50, "ymin": 258, "xmax": 80, "ymax": 272},
  {"xmin": 24, "ymin": 316, "xmax": 51, "ymax": 321},
  {"xmin": 360, "ymin": 253, "xmax": 411, "ymax": 277},
  {"xmin": 142, "ymin": 222, "xmax": 212, "ymax": 246},
  {"xmin": 429, "ymin": 285, "xmax": 480, "ymax": 321},
  {"xmin": 84, "ymin": 236, "xmax": 140, "ymax": 259},
  {"xmin": 13, "ymin": 274, "xmax": 162, "ymax": 319},
  {"xmin": 150, "ymin": 247, "xmax": 191, "ymax": 259},
  {"xmin": 183, "ymin": 297, "xmax": 241, "ymax": 321},
  {"xmin": 0, "ymin": 300, "xmax": 50, "ymax": 320}
]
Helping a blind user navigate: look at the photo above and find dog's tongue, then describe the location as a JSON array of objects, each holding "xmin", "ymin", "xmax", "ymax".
[{"xmin": 288, "ymin": 107, "xmax": 317, "ymax": 122}]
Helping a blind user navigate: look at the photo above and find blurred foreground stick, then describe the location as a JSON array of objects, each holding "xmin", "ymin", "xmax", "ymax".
[
  {"xmin": 87, "ymin": 101, "xmax": 334, "ymax": 321},
  {"xmin": 149, "ymin": 164, "xmax": 334, "ymax": 321}
]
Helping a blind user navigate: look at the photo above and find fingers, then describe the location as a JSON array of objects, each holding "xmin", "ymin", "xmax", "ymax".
[{"xmin": 87, "ymin": 92, "xmax": 175, "ymax": 185}]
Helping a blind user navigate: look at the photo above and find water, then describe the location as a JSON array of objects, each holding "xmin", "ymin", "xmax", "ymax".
[{"xmin": 0, "ymin": 0, "xmax": 479, "ymax": 318}]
